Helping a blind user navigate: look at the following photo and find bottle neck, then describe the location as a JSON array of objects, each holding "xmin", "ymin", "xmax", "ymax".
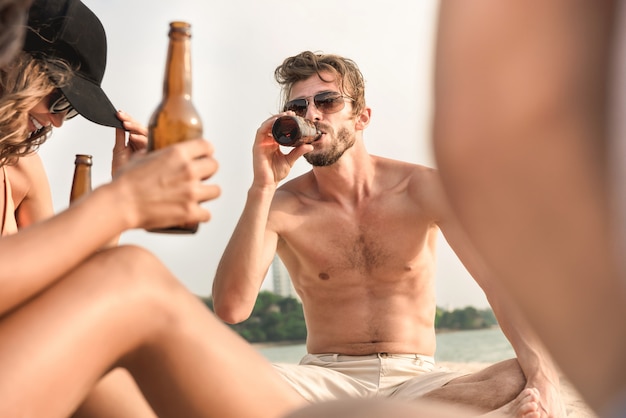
[
  {"xmin": 73, "ymin": 166, "xmax": 92, "ymax": 185},
  {"xmin": 70, "ymin": 156, "xmax": 92, "ymax": 204},
  {"xmin": 163, "ymin": 30, "xmax": 192, "ymax": 98}
]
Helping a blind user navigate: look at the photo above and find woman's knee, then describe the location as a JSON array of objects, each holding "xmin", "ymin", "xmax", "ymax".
[
  {"xmin": 89, "ymin": 245, "xmax": 173, "ymax": 285},
  {"xmin": 77, "ymin": 245, "xmax": 185, "ymax": 315}
]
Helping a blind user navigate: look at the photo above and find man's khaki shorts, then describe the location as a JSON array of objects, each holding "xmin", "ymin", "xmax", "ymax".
[{"xmin": 273, "ymin": 353, "xmax": 466, "ymax": 403}]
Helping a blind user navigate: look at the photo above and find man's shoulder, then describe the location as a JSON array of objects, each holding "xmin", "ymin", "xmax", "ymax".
[
  {"xmin": 373, "ymin": 155, "xmax": 440, "ymax": 185},
  {"xmin": 273, "ymin": 171, "xmax": 316, "ymax": 208},
  {"xmin": 374, "ymin": 157, "xmax": 448, "ymax": 215},
  {"xmin": 373, "ymin": 154, "xmax": 437, "ymax": 172},
  {"xmin": 277, "ymin": 170, "xmax": 313, "ymax": 192}
]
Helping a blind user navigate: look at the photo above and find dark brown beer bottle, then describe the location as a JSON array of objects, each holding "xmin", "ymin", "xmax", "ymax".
[
  {"xmin": 147, "ymin": 21, "xmax": 203, "ymax": 234},
  {"xmin": 69, "ymin": 154, "xmax": 92, "ymax": 205},
  {"xmin": 272, "ymin": 115, "xmax": 320, "ymax": 147}
]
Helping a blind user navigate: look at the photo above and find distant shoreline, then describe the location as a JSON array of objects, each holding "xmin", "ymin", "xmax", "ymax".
[
  {"xmin": 436, "ymin": 325, "xmax": 500, "ymax": 334},
  {"xmin": 252, "ymin": 340, "xmax": 306, "ymax": 349}
]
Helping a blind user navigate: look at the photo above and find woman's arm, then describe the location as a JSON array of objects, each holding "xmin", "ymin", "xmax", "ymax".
[{"xmin": 0, "ymin": 138, "xmax": 220, "ymax": 315}]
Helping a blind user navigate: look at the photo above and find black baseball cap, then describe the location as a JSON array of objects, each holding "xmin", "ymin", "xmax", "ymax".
[{"xmin": 23, "ymin": 0, "xmax": 123, "ymax": 129}]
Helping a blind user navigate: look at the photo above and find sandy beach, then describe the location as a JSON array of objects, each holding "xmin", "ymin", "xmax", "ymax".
[{"xmin": 438, "ymin": 362, "xmax": 597, "ymax": 418}]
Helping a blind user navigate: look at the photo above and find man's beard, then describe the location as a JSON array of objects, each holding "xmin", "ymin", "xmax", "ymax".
[{"xmin": 304, "ymin": 127, "xmax": 355, "ymax": 167}]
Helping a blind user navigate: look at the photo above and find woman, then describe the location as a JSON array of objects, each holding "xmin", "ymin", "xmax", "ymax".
[
  {"xmin": 0, "ymin": 45, "xmax": 157, "ymax": 416},
  {"xmin": 0, "ymin": 0, "xmax": 308, "ymax": 417}
]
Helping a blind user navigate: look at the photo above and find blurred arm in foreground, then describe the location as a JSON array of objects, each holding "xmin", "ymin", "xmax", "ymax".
[{"xmin": 433, "ymin": 1, "xmax": 626, "ymax": 416}]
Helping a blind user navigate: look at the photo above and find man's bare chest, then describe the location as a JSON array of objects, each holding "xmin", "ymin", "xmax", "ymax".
[{"xmin": 280, "ymin": 205, "xmax": 435, "ymax": 278}]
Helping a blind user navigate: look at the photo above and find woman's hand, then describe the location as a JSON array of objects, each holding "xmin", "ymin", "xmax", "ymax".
[
  {"xmin": 112, "ymin": 138, "xmax": 221, "ymax": 231},
  {"xmin": 111, "ymin": 110, "xmax": 148, "ymax": 177}
]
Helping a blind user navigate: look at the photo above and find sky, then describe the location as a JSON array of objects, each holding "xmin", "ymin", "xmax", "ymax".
[{"xmin": 37, "ymin": 0, "xmax": 490, "ymax": 309}]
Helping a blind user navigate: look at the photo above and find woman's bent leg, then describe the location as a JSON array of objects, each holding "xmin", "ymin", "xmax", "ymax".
[
  {"xmin": 0, "ymin": 245, "xmax": 305, "ymax": 418},
  {"xmin": 72, "ymin": 368, "xmax": 157, "ymax": 418}
]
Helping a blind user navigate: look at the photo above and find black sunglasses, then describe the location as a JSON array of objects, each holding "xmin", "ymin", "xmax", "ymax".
[
  {"xmin": 48, "ymin": 90, "xmax": 79, "ymax": 120},
  {"xmin": 283, "ymin": 91, "xmax": 352, "ymax": 118}
]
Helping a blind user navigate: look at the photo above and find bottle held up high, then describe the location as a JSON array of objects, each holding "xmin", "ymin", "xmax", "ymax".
[
  {"xmin": 147, "ymin": 21, "xmax": 203, "ymax": 234},
  {"xmin": 69, "ymin": 154, "xmax": 92, "ymax": 205},
  {"xmin": 272, "ymin": 115, "xmax": 320, "ymax": 147}
]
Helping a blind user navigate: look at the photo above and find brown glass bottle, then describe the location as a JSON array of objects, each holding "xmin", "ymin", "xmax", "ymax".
[
  {"xmin": 69, "ymin": 154, "xmax": 92, "ymax": 205},
  {"xmin": 147, "ymin": 21, "xmax": 203, "ymax": 234},
  {"xmin": 272, "ymin": 115, "xmax": 320, "ymax": 147}
]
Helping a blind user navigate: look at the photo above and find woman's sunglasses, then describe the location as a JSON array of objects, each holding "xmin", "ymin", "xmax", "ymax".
[
  {"xmin": 283, "ymin": 91, "xmax": 353, "ymax": 118},
  {"xmin": 48, "ymin": 90, "xmax": 79, "ymax": 120}
]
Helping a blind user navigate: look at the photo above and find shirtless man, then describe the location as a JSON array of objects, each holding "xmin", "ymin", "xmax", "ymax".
[{"xmin": 213, "ymin": 51, "xmax": 565, "ymax": 417}]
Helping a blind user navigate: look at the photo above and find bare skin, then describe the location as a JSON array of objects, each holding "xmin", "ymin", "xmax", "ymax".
[
  {"xmin": 285, "ymin": 398, "xmax": 484, "ymax": 418},
  {"xmin": 0, "ymin": 107, "xmax": 157, "ymax": 417},
  {"xmin": 0, "ymin": 243, "xmax": 305, "ymax": 418},
  {"xmin": 213, "ymin": 69, "xmax": 563, "ymax": 417},
  {"xmin": 433, "ymin": 0, "xmax": 626, "ymax": 415},
  {"xmin": 5, "ymin": 153, "xmax": 53, "ymax": 227},
  {"xmin": 285, "ymin": 388, "xmax": 544, "ymax": 418},
  {"xmin": 71, "ymin": 368, "xmax": 158, "ymax": 418}
]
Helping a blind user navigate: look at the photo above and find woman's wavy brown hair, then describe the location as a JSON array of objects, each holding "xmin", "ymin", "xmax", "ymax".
[
  {"xmin": 0, "ymin": 52, "xmax": 72, "ymax": 166},
  {"xmin": 274, "ymin": 51, "xmax": 366, "ymax": 117}
]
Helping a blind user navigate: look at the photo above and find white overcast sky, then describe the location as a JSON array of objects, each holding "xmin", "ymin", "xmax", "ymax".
[{"xmin": 38, "ymin": 0, "xmax": 490, "ymax": 309}]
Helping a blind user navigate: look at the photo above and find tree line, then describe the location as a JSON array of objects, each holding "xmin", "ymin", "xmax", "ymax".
[{"xmin": 202, "ymin": 291, "xmax": 497, "ymax": 344}]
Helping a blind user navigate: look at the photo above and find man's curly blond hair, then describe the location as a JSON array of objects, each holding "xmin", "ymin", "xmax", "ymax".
[{"xmin": 274, "ymin": 51, "xmax": 366, "ymax": 117}]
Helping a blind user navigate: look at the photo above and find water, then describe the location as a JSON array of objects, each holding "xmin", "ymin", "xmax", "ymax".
[
  {"xmin": 256, "ymin": 327, "xmax": 514, "ymax": 364},
  {"xmin": 433, "ymin": 328, "xmax": 515, "ymax": 363}
]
